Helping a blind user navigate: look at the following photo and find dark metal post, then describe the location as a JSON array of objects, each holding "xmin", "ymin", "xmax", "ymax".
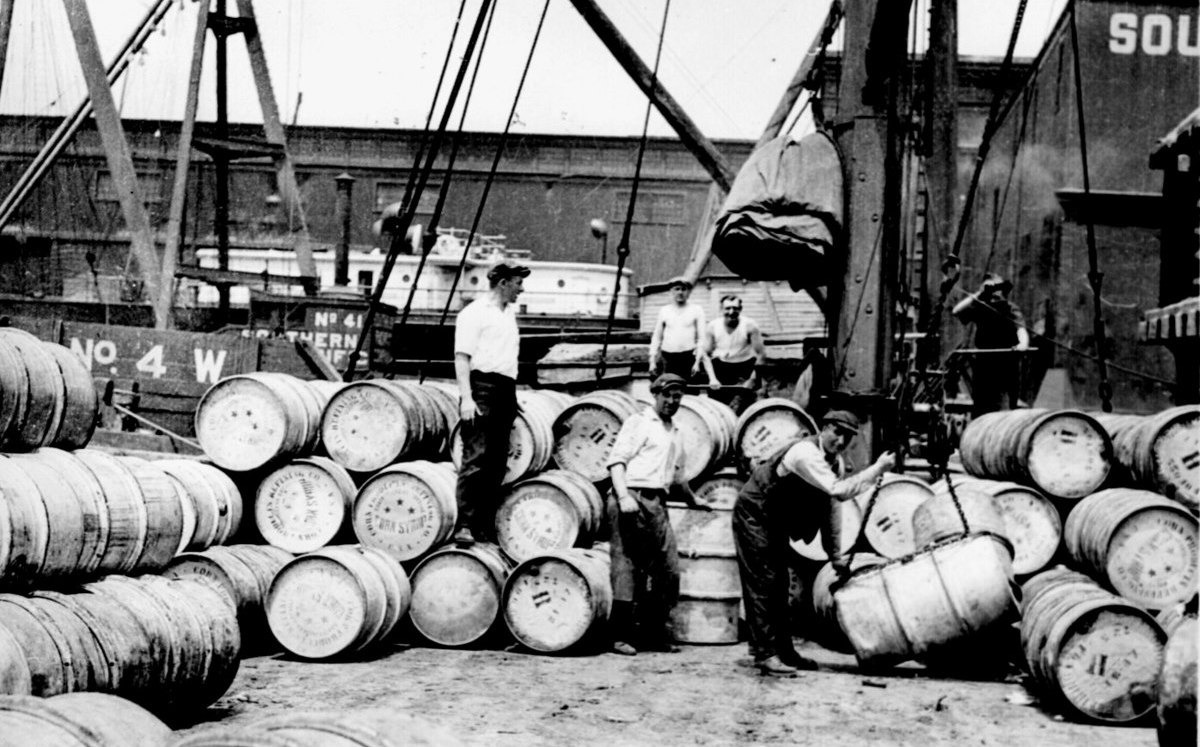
[
  {"xmin": 214, "ymin": 0, "xmax": 231, "ymax": 315},
  {"xmin": 334, "ymin": 172, "xmax": 355, "ymax": 287}
]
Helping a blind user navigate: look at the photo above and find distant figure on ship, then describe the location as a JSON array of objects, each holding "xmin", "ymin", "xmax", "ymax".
[
  {"xmin": 702, "ymin": 294, "xmax": 766, "ymax": 414},
  {"xmin": 952, "ymin": 273, "xmax": 1030, "ymax": 417},
  {"xmin": 649, "ymin": 277, "xmax": 706, "ymax": 382}
]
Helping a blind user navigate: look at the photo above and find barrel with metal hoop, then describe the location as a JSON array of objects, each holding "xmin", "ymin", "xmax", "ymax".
[
  {"xmin": 195, "ymin": 373, "xmax": 325, "ymax": 472},
  {"xmin": 916, "ymin": 478, "xmax": 1012, "ymax": 554},
  {"xmin": 734, "ymin": 398, "xmax": 819, "ymax": 472},
  {"xmin": 670, "ymin": 395, "xmax": 737, "ymax": 482},
  {"xmin": 503, "ymin": 546, "xmax": 612, "ymax": 652},
  {"xmin": 254, "ymin": 456, "xmax": 357, "ymax": 553},
  {"xmin": 855, "ymin": 473, "xmax": 934, "ymax": 558},
  {"xmin": 551, "ymin": 390, "xmax": 642, "ymax": 482},
  {"xmin": 321, "ymin": 379, "xmax": 450, "ymax": 473},
  {"xmin": 0, "ymin": 692, "xmax": 171, "ymax": 746},
  {"xmin": 352, "ymin": 460, "xmax": 458, "ymax": 563},
  {"xmin": 957, "ymin": 408, "xmax": 1113, "ymax": 500},
  {"xmin": 809, "ymin": 553, "xmax": 887, "ymax": 653},
  {"xmin": 0, "ymin": 328, "xmax": 65, "ymax": 450},
  {"xmin": 668, "ymin": 496, "xmax": 740, "ymax": 644},
  {"xmin": 934, "ymin": 475, "xmax": 1061, "ymax": 576},
  {"xmin": 1062, "ymin": 488, "xmax": 1198, "ymax": 610},
  {"xmin": 154, "ymin": 458, "xmax": 243, "ymax": 551},
  {"xmin": 1094, "ymin": 406, "xmax": 1199, "ymax": 512},
  {"xmin": 1019, "ymin": 566, "xmax": 1166, "ymax": 723},
  {"xmin": 408, "ymin": 543, "xmax": 512, "ymax": 647},
  {"xmin": 494, "ymin": 469, "xmax": 604, "ymax": 563}
]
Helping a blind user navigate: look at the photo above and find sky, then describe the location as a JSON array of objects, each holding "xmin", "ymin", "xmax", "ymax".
[{"xmin": 0, "ymin": 0, "xmax": 1068, "ymax": 140}]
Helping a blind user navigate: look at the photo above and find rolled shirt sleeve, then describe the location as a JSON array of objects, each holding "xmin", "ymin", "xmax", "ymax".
[{"xmin": 782, "ymin": 440, "xmax": 879, "ymax": 500}]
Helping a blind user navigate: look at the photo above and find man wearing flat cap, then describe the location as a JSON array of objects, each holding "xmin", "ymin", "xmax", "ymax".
[
  {"xmin": 605, "ymin": 372, "xmax": 707, "ymax": 656},
  {"xmin": 952, "ymin": 272, "xmax": 1030, "ymax": 417},
  {"xmin": 733, "ymin": 409, "xmax": 895, "ymax": 676},
  {"xmin": 452, "ymin": 259, "xmax": 531, "ymax": 544},
  {"xmin": 649, "ymin": 276, "xmax": 706, "ymax": 381}
]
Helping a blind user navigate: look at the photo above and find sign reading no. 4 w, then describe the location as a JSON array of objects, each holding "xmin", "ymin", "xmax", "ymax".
[{"xmin": 62, "ymin": 322, "xmax": 255, "ymax": 387}]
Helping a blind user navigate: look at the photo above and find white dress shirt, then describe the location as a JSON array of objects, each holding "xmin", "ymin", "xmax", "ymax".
[
  {"xmin": 606, "ymin": 406, "xmax": 687, "ymax": 490},
  {"xmin": 454, "ymin": 296, "xmax": 520, "ymax": 379}
]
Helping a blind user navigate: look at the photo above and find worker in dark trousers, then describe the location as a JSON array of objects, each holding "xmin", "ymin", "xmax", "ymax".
[
  {"xmin": 452, "ymin": 260, "xmax": 530, "ymax": 544},
  {"xmin": 733, "ymin": 410, "xmax": 895, "ymax": 676},
  {"xmin": 606, "ymin": 373, "xmax": 707, "ymax": 655},
  {"xmin": 952, "ymin": 273, "xmax": 1030, "ymax": 417}
]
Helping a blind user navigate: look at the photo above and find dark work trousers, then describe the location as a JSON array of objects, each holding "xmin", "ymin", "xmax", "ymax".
[
  {"xmin": 456, "ymin": 371, "xmax": 517, "ymax": 540},
  {"xmin": 657, "ymin": 350, "xmax": 698, "ymax": 382},
  {"xmin": 968, "ymin": 357, "xmax": 1019, "ymax": 418},
  {"xmin": 734, "ymin": 473, "xmax": 832, "ymax": 662},
  {"xmin": 607, "ymin": 487, "xmax": 680, "ymax": 644},
  {"xmin": 710, "ymin": 358, "xmax": 757, "ymax": 414}
]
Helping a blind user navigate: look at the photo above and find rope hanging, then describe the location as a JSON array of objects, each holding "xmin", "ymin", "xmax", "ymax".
[
  {"xmin": 1068, "ymin": 0, "xmax": 1113, "ymax": 413},
  {"xmin": 596, "ymin": 0, "xmax": 672, "ymax": 381},
  {"xmin": 395, "ymin": 0, "xmax": 498, "ymax": 334},
  {"xmin": 418, "ymin": 0, "xmax": 553, "ymax": 382},
  {"xmin": 341, "ymin": 0, "xmax": 495, "ymax": 382}
]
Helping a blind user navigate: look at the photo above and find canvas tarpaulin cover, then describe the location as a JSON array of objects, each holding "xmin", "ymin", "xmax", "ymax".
[{"xmin": 711, "ymin": 131, "xmax": 843, "ymax": 291}]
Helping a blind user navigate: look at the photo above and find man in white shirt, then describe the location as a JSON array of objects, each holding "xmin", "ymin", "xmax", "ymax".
[
  {"xmin": 606, "ymin": 373, "xmax": 707, "ymax": 655},
  {"xmin": 649, "ymin": 277, "xmax": 706, "ymax": 381},
  {"xmin": 452, "ymin": 259, "xmax": 530, "ymax": 545},
  {"xmin": 702, "ymin": 293, "xmax": 766, "ymax": 413},
  {"xmin": 733, "ymin": 410, "xmax": 895, "ymax": 676}
]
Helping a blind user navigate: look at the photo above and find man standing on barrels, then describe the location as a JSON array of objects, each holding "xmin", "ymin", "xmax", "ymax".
[
  {"xmin": 453, "ymin": 259, "xmax": 530, "ymax": 545},
  {"xmin": 701, "ymin": 293, "xmax": 766, "ymax": 414},
  {"xmin": 606, "ymin": 372, "xmax": 707, "ymax": 656},
  {"xmin": 733, "ymin": 410, "xmax": 895, "ymax": 676},
  {"xmin": 649, "ymin": 277, "xmax": 706, "ymax": 381},
  {"xmin": 952, "ymin": 273, "xmax": 1030, "ymax": 417}
]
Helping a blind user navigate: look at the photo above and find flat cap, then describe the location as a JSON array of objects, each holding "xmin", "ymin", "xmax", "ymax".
[
  {"xmin": 667, "ymin": 275, "xmax": 692, "ymax": 289},
  {"xmin": 487, "ymin": 260, "xmax": 531, "ymax": 281},
  {"xmin": 650, "ymin": 373, "xmax": 687, "ymax": 393},
  {"xmin": 822, "ymin": 409, "xmax": 860, "ymax": 435}
]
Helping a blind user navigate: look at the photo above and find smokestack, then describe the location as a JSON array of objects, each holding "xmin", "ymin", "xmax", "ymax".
[{"xmin": 334, "ymin": 172, "xmax": 355, "ymax": 287}]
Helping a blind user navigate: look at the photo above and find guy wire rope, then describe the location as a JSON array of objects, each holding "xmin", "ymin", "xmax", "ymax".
[
  {"xmin": 1067, "ymin": 0, "xmax": 1113, "ymax": 413},
  {"xmin": 416, "ymin": 0, "xmax": 553, "ymax": 383},
  {"xmin": 596, "ymin": 0, "xmax": 673, "ymax": 380},
  {"xmin": 395, "ymin": 0, "xmax": 499, "ymax": 333},
  {"xmin": 341, "ymin": 0, "xmax": 495, "ymax": 382}
]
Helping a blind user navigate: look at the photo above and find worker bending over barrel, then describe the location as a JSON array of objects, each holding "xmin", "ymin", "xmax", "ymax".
[
  {"xmin": 606, "ymin": 373, "xmax": 709, "ymax": 656},
  {"xmin": 733, "ymin": 410, "xmax": 895, "ymax": 676}
]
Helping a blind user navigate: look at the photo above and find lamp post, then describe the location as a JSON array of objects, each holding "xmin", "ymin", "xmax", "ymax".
[{"xmin": 590, "ymin": 218, "xmax": 609, "ymax": 264}]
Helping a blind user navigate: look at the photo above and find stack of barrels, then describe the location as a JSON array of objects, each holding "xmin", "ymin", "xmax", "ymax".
[
  {"xmin": 0, "ymin": 330, "xmax": 253, "ymax": 711},
  {"xmin": 950, "ymin": 407, "xmax": 1199, "ymax": 726}
]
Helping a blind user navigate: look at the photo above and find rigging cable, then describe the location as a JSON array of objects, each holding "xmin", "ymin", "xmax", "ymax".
[
  {"xmin": 395, "ymin": 0, "xmax": 498, "ymax": 334},
  {"xmin": 1067, "ymin": 0, "xmax": 1113, "ymax": 412},
  {"xmin": 341, "ymin": 0, "xmax": 496, "ymax": 382},
  {"xmin": 419, "ymin": 0, "xmax": 553, "ymax": 383},
  {"xmin": 597, "ymin": 0, "xmax": 672, "ymax": 380}
]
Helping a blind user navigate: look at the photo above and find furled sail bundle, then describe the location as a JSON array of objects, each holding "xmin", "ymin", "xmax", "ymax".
[{"xmin": 711, "ymin": 131, "xmax": 843, "ymax": 290}]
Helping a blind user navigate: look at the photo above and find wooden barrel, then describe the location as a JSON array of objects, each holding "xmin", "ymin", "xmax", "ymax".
[
  {"xmin": 169, "ymin": 709, "xmax": 469, "ymax": 747},
  {"xmin": 668, "ymin": 503, "xmax": 733, "ymax": 555},
  {"xmin": 551, "ymin": 390, "xmax": 642, "ymax": 482},
  {"xmin": 115, "ymin": 457, "xmax": 186, "ymax": 574},
  {"xmin": 154, "ymin": 459, "xmax": 243, "ymax": 550},
  {"xmin": 0, "ymin": 594, "xmax": 69, "ymax": 696},
  {"xmin": 809, "ymin": 553, "xmax": 887, "ymax": 653},
  {"xmin": 958, "ymin": 409, "xmax": 1112, "ymax": 500},
  {"xmin": 834, "ymin": 533, "xmax": 1017, "ymax": 666},
  {"xmin": 733, "ymin": 397, "xmax": 819, "ymax": 471},
  {"xmin": 1095, "ymin": 406, "xmax": 1199, "ymax": 513},
  {"xmin": 494, "ymin": 470, "xmax": 604, "ymax": 563},
  {"xmin": 1155, "ymin": 604, "xmax": 1194, "ymax": 638},
  {"xmin": 1063, "ymin": 488, "xmax": 1198, "ymax": 610},
  {"xmin": 666, "ymin": 499, "xmax": 740, "ymax": 644},
  {"xmin": 0, "ymin": 692, "xmax": 170, "ymax": 747},
  {"xmin": 266, "ymin": 545, "xmax": 406, "ymax": 659},
  {"xmin": 352, "ymin": 461, "xmax": 457, "ymax": 563},
  {"xmin": 916, "ymin": 481, "xmax": 1012, "ymax": 555},
  {"xmin": 1157, "ymin": 615, "xmax": 1197, "ymax": 747},
  {"xmin": 1019, "ymin": 567, "xmax": 1165, "ymax": 723},
  {"xmin": 790, "ymin": 496, "xmax": 864, "ymax": 562},
  {"xmin": 692, "ymin": 468, "xmax": 743, "ymax": 510},
  {"xmin": 0, "ymin": 455, "xmax": 49, "ymax": 583},
  {"xmin": 671, "ymin": 395, "xmax": 737, "ymax": 482},
  {"xmin": 409, "ymin": 543, "xmax": 511, "ymax": 647},
  {"xmin": 857, "ymin": 473, "xmax": 934, "ymax": 559},
  {"xmin": 0, "ymin": 624, "xmax": 32, "ymax": 695},
  {"xmin": 255, "ymin": 456, "xmax": 356, "ymax": 553},
  {"xmin": 43, "ymin": 344, "xmax": 98, "ymax": 450},
  {"xmin": 30, "ymin": 448, "xmax": 112, "ymax": 575},
  {"xmin": 1, "ymin": 453, "xmax": 89, "ymax": 579},
  {"xmin": 503, "ymin": 547, "xmax": 612, "ymax": 652},
  {"xmin": 321, "ymin": 379, "xmax": 449, "ymax": 473},
  {"xmin": 0, "ymin": 328, "xmax": 65, "ymax": 450},
  {"xmin": 195, "ymin": 373, "xmax": 322, "ymax": 472},
  {"xmin": 936, "ymin": 476, "xmax": 1061, "ymax": 576},
  {"xmin": 0, "ymin": 334, "xmax": 29, "ymax": 450}
]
